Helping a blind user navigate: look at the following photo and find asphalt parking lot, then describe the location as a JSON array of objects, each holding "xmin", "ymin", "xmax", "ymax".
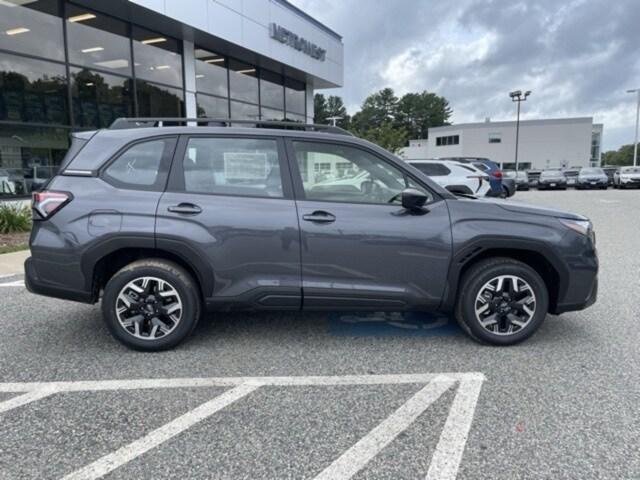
[{"xmin": 1, "ymin": 189, "xmax": 639, "ymax": 480}]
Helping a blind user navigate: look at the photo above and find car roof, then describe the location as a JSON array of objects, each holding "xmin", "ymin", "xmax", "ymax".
[{"xmin": 66, "ymin": 125, "xmax": 380, "ymax": 173}]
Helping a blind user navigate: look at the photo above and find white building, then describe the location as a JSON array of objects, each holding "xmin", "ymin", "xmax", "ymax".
[{"xmin": 400, "ymin": 118, "xmax": 604, "ymax": 170}]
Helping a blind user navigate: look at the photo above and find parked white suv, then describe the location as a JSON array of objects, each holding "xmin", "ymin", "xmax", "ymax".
[
  {"xmin": 407, "ymin": 159, "xmax": 491, "ymax": 196},
  {"xmin": 613, "ymin": 166, "xmax": 640, "ymax": 189}
]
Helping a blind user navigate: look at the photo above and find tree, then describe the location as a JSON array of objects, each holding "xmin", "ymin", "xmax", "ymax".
[
  {"xmin": 601, "ymin": 144, "xmax": 638, "ymax": 166},
  {"xmin": 396, "ymin": 91, "xmax": 452, "ymax": 139},
  {"xmin": 351, "ymin": 88, "xmax": 399, "ymax": 131},
  {"xmin": 325, "ymin": 95, "xmax": 349, "ymax": 129},
  {"xmin": 314, "ymin": 93, "xmax": 350, "ymax": 128},
  {"xmin": 313, "ymin": 93, "xmax": 329, "ymax": 124},
  {"xmin": 353, "ymin": 122, "xmax": 408, "ymax": 154}
]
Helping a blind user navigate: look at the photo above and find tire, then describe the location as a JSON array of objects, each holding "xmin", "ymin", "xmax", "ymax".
[
  {"xmin": 102, "ymin": 259, "xmax": 201, "ymax": 351},
  {"xmin": 455, "ymin": 257, "xmax": 549, "ymax": 346}
]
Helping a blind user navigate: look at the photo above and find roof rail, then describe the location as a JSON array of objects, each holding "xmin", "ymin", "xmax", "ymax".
[{"xmin": 109, "ymin": 117, "xmax": 353, "ymax": 136}]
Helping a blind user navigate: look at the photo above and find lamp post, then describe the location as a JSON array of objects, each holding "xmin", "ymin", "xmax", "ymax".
[
  {"xmin": 627, "ymin": 89, "xmax": 640, "ymax": 167},
  {"xmin": 509, "ymin": 90, "xmax": 531, "ymax": 171}
]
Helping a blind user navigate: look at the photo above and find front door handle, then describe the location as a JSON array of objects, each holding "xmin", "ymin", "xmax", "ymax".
[
  {"xmin": 302, "ymin": 210, "xmax": 336, "ymax": 223},
  {"xmin": 167, "ymin": 203, "xmax": 202, "ymax": 215}
]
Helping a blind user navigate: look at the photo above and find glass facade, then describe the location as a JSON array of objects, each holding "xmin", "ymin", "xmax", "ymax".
[
  {"xmin": 0, "ymin": 1, "xmax": 308, "ymax": 198},
  {"xmin": 193, "ymin": 45, "xmax": 306, "ymax": 123}
]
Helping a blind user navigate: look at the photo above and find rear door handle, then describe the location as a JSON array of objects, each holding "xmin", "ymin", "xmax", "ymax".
[
  {"xmin": 167, "ymin": 203, "xmax": 202, "ymax": 215},
  {"xmin": 302, "ymin": 210, "xmax": 336, "ymax": 223}
]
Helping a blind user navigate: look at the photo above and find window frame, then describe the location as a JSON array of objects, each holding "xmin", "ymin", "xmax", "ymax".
[
  {"xmin": 166, "ymin": 134, "xmax": 294, "ymax": 200},
  {"xmin": 284, "ymin": 137, "xmax": 441, "ymax": 207},
  {"xmin": 99, "ymin": 135, "xmax": 177, "ymax": 191}
]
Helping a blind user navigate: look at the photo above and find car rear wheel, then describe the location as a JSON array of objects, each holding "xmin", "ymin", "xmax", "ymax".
[
  {"xmin": 455, "ymin": 257, "xmax": 549, "ymax": 345},
  {"xmin": 102, "ymin": 259, "xmax": 201, "ymax": 351}
]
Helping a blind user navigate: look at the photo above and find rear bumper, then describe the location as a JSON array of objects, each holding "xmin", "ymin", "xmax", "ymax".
[{"xmin": 24, "ymin": 257, "xmax": 94, "ymax": 303}]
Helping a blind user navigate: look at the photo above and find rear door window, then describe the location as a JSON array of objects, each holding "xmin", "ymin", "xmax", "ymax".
[{"xmin": 181, "ymin": 137, "xmax": 284, "ymax": 198}]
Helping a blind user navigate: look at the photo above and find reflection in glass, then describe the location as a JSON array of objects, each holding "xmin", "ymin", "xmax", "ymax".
[
  {"xmin": 133, "ymin": 26, "xmax": 182, "ymax": 87},
  {"xmin": 0, "ymin": 124, "xmax": 69, "ymax": 197},
  {"xmin": 0, "ymin": 0, "xmax": 63, "ymax": 61},
  {"xmin": 136, "ymin": 80, "xmax": 184, "ymax": 117},
  {"xmin": 229, "ymin": 59, "xmax": 258, "ymax": 104},
  {"xmin": 260, "ymin": 69, "xmax": 284, "ymax": 110},
  {"xmin": 71, "ymin": 68, "xmax": 133, "ymax": 129},
  {"xmin": 230, "ymin": 100, "xmax": 259, "ymax": 120},
  {"xmin": 261, "ymin": 107, "xmax": 284, "ymax": 121},
  {"xmin": 285, "ymin": 112, "xmax": 306, "ymax": 123},
  {"xmin": 0, "ymin": 52, "xmax": 68, "ymax": 124},
  {"xmin": 195, "ymin": 48, "xmax": 228, "ymax": 97},
  {"xmin": 196, "ymin": 94, "xmax": 228, "ymax": 118},
  {"xmin": 66, "ymin": 5, "xmax": 131, "ymax": 75},
  {"xmin": 285, "ymin": 77, "xmax": 306, "ymax": 115}
]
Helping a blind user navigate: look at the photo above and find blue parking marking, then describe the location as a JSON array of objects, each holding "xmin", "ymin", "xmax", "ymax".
[{"xmin": 328, "ymin": 311, "xmax": 463, "ymax": 337}]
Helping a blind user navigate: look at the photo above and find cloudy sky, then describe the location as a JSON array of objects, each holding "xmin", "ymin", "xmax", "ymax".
[{"xmin": 289, "ymin": 0, "xmax": 640, "ymax": 151}]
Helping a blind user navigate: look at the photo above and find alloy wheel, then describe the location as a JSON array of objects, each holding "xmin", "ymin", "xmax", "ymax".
[
  {"xmin": 474, "ymin": 275, "xmax": 536, "ymax": 336},
  {"xmin": 115, "ymin": 276, "xmax": 183, "ymax": 340}
]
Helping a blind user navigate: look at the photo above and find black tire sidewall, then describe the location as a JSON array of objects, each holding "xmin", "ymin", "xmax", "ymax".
[
  {"xmin": 102, "ymin": 263, "xmax": 199, "ymax": 351},
  {"xmin": 458, "ymin": 261, "xmax": 549, "ymax": 346}
]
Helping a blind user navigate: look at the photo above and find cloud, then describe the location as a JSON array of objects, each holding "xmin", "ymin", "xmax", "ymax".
[{"xmin": 289, "ymin": 0, "xmax": 640, "ymax": 150}]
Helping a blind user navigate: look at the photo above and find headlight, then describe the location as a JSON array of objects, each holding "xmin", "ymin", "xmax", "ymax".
[
  {"xmin": 560, "ymin": 219, "xmax": 595, "ymax": 245},
  {"xmin": 560, "ymin": 219, "xmax": 591, "ymax": 236}
]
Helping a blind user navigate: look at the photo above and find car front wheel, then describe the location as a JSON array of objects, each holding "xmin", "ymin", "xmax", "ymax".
[
  {"xmin": 455, "ymin": 257, "xmax": 549, "ymax": 345},
  {"xmin": 102, "ymin": 259, "xmax": 201, "ymax": 351}
]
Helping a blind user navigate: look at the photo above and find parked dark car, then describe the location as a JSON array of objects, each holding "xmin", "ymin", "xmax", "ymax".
[
  {"xmin": 601, "ymin": 166, "xmax": 618, "ymax": 186},
  {"xmin": 526, "ymin": 169, "xmax": 542, "ymax": 187},
  {"xmin": 537, "ymin": 170, "xmax": 568, "ymax": 190},
  {"xmin": 504, "ymin": 170, "xmax": 530, "ymax": 191},
  {"xmin": 25, "ymin": 118, "xmax": 598, "ymax": 350},
  {"xmin": 562, "ymin": 168, "xmax": 581, "ymax": 187},
  {"xmin": 575, "ymin": 167, "xmax": 608, "ymax": 190}
]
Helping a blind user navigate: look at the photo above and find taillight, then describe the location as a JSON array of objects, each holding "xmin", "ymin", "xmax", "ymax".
[
  {"xmin": 32, "ymin": 191, "xmax": 72, "ymax": 219},
  {"xmin": 493, "ymin": 170, "xmax": 503, "ymax": 178}
]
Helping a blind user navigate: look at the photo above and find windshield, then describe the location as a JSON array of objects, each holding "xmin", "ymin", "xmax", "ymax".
[
  {"xmin": 621, "ymin": 167, "xmax": 640, "ymax": 173},
  {"xmin": 503, "ymin": 170, "xmax": 516, "ymax": 178},
  {"xmin": 581, "ymin": 168, "xmax": 604, "ymax": 175},
  {"xmin": 540, "ymin": 170, "xmax": 563, "ymax": 178}
]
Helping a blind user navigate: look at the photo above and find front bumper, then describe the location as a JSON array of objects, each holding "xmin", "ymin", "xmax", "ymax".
[
  {"xmin": 577, "ymin": 180, "xmax": 607, "ymax": 188},
  {"xmin": 538, "ymin": 181, "xmax": 567, "ymax": 189},
  {"xmin": 24, "ymin": 257, "xmax": 94, "ymax": 303}
]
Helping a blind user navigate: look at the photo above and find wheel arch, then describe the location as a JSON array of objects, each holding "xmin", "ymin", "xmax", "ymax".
[
  {"xmin": 83, "ymin": 237, "xmax": 214, "ymax": 302},
  {"xmin": 442, "ymin": 240, "xmax": 566, "ymax": 314}
]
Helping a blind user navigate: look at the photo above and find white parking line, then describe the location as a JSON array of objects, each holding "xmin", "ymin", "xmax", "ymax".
[
  {"xmin": 0, "ymin": 373, "xmax": 485, "ymax": 479},
  {"xmin": 425, "ymin": 375, "xmax": 485, "ymax": 480},
  {"xmin": 0, "ymin": 388, "xmax": 58, "ymax": 414},
  {"xmin": 313, "ymin": 375, "xmax": 456, "ymax": 480},
  {"xmin": 61, "ymin": 384, "xmax": 259, "ymax": 480},
  {"xmin": 0, "ymin": 280, "xmax": 24, "ymax": 287}
]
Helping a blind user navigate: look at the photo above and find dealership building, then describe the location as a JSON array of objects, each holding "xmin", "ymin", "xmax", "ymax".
[
  {"xmin": 400, "ymin": 117, "xmax": 604, "ymax": 171},
  {"xmin": 0, "ymin": 0, "xmax": 343, "ymax": 198}
]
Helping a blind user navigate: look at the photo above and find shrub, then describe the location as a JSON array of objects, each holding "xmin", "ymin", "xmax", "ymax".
[{"xmin": 0, "ymin": 203, "xmax": 31, "ymax": 234}]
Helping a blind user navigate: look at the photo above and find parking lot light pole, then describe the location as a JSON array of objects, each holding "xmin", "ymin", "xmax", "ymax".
[
  {"xmin": 509, "ymin": 90, "xmax": 531, "ymax": 172},
  {"xmin": 628, "ymin": 89, "xmax": 640, "ymax": 167}
]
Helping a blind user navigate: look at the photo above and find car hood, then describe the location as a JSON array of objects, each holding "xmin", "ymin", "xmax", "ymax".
[
  {"xmin": 579, "ymin": 175, "xmax": 607, "ymax": 180},
  {"xmin": 474, "ymin": 197, "xmax": 587, "ymax": 220},
  {"xmin": 620, "ymin": 172, "xmax": 640, "ymax": 178}
]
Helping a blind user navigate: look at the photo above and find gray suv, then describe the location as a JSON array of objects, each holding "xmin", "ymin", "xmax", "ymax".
[{"xmin": 25, "ymin": 118, "xmax": 598, "ymax": 350}]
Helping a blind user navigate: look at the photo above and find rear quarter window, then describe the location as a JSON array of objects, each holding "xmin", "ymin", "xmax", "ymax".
[{"xmin": 103, "ymin": 137, "xmax": 176, "ymax": 190}]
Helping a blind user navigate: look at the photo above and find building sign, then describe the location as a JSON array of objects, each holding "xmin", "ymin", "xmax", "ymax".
[{"xmin": 269, "ymin": 23, "xmax": 326, "ymax": 61}]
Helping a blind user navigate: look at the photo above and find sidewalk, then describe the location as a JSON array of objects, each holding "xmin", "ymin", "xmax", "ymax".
[{"xmin": 0, "ymin": 249, "xmax": 29, "ymax": 276}]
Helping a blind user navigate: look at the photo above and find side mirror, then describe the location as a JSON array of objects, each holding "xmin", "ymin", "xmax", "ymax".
[{"xmin": 401, "ymin": 188, "xmax": 429, "ymax": 211}]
